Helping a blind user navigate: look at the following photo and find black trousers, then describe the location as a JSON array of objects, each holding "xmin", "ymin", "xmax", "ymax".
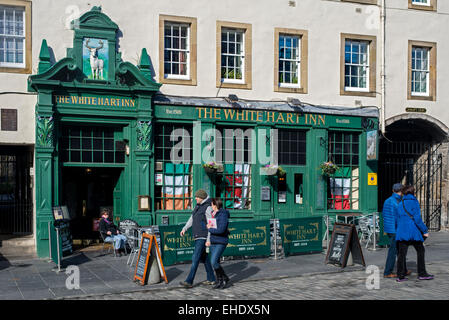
[{"xmin": 396, "ymin": 240, "xmax": 427, "ymax": 278}]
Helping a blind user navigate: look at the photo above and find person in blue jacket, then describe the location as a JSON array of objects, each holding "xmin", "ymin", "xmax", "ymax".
[
  {"xmin": 382, "ymin": 183, "xmax": 406, "ymax": 278},
  {"xmin": 206, "ymin": 198, "xmax": 230, "ymax": 289},
  {"xmin": 396, "ymin": 185, "xmax": 433, "ymax": 282}
]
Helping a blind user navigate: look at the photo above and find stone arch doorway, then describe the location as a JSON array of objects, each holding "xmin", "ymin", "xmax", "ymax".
[{"xmin": 379, "ymin": 113, "xmax": 449, "ymax": 231}]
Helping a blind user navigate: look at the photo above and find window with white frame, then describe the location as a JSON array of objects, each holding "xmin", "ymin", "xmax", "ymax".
[
  {"xmin": 0, "ymin": 5, "xmax": 25, "ymax": 68},
  {"xmin": 279, "ymin": 35, "xmax": 300, "ymax": 87},
  {"xmin": 163, "ymin": 22, "xmax": 189, "ymax": 79},
  {"xmin": 411, "ymin": 46, "xmax": 430, "ymax": 96},
  {"xmin": 344, "ymin": 39, "xmax": 369, "ymax": 91},
  {"xmin": 221, "ymin": 28, "xmax": 244, "ymax": 83}
]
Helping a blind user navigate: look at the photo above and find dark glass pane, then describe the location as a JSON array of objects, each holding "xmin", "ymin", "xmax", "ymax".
[
  {"xmin": 334, "ymin": 155, "xmax": 342, "ymax": 165},
  {"xmin": 82, "ymin": 129, "xmax": 91, "ymax": 137},
  {"xmin": 70, "ymin": 151, "xmax": 80, "ymax": 162},
  {"xmin": 104, "ymin": 139, "xmax": 114, "ymax": 150},
  {"xmin": 70, "ymin": 137, "xmax": 80, "ymax": 149},
  {"xmin": 82, "ymin": 151, "xmax": 92, "ymax": 162},
  {"xmin": 92, "ymin": 129, "xmax": 102, "ymax": 137},
  {"xmin": 70, "ymin": 128, "xmax": 80, "ymax": 136},
  {"xmin": 344, "ymin": 143, "xmax": 350, "ymax": 154},
  {"xmin": 93, "ymin": 138, "xmax": 102, "ymax": 150},
  {"xmin": 352, "ymin": 143, "xmax": 359, "ymax": 153},
  {"xmin": 352, "ymin": 155, "xmax": 359, "ymax": 164},
  {"xmin": 82, "ymin": 137, "xmax": 92, "ymax": 149},
  {"xmin": 104, "ymin": 151, "xmax": 114, "ymax": 162},
  {"xmin": 343, "ymin": 155, "xmax": 351, "ymax": 164},
  {"xmin": 93, "ymin": 151, "xmax": 103, "ymax": 162},
  {"xmin": 104, "ymin": 130, "xmax": 114, "ymax": 138},
  {"xmin": 115, "ymin": 151, "xmax": 125, "ymax": 163}
]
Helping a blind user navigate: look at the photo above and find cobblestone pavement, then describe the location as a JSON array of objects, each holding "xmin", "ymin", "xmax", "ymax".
[{"xmin": 69, "ymin": 260, "xmax": 449, "ymax": 300}]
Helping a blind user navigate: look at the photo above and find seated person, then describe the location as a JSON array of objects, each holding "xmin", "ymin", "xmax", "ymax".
[{"xmin": 99, "ymin": 209, "xmax": 127, "ymax": 256}]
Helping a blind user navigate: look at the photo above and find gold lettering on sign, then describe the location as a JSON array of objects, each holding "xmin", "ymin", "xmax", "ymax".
[{"xmin": 192, "ymin": 106, "xmax": 326, "ymax": 126}]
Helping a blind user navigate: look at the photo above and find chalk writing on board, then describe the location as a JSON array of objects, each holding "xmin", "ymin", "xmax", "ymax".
[
  {"xmin": 136, "ymin": 237, "xmax": 150, "ymax": 278},
  {"xmin": 330, "ymin": 234, "xmax": 345, "ymax": 260}
]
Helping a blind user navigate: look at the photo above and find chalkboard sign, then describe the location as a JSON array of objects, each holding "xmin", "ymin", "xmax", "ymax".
[
  {"xmin": 133, "ymin": 233, "xmax": 168, "ymax": 285},
  {"xmin": 54, "ymin": 219, "xmax": 72, "ymax": 256},
  {"xmin": 325, "ymin": 223, "xmax": 365, "ymax": 268}
]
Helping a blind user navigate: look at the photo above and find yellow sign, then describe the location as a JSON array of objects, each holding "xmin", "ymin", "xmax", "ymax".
[{"xmin": 368, "ymin": 173, "xmax": 377, "ymax": 186}]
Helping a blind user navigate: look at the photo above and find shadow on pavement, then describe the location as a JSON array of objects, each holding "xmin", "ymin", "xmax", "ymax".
[
  {"xmin": 225, "ymin": 261, "xmax": 260, "ymax": 283},
  {"xmin": 165, "ymin": 267, "xmax": 184, "ymax": 283},
  {"xmin": 0, "ymin": 252, "xmax": 11, "ymax": 271}
]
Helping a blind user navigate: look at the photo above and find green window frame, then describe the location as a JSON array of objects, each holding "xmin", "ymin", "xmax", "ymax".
[
  {"xmin": 60, "ymin": 126, "xmax": 125, "ymax": 164},
  {"xmin": 327, "ymin": 131, "xmax": 360, "ymax": 211},
  {"xmin": 154, "ymin": 123, "xmax": 193, "ymax": 211},
  {"xmin": 214, "ymin": 126, "xmax": 251, "ymax": 210}
]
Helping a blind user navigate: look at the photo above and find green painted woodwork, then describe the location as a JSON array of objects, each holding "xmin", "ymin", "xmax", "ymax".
[
  {"xmin": 29, "ymin": 7, "xmax": 160, "ymax": 258},
  {"xmin": 28, "ymin": 6, "xmax": 379, "ymax": 259}
]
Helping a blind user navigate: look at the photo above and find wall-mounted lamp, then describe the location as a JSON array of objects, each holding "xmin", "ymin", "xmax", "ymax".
[{"xmin": 125, "ymin": 144, "xmax": 130, "ymax": 156}]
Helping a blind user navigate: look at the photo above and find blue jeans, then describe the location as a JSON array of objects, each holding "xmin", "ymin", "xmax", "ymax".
[
  {"xmin": 384, "ymin": 233, "xmax": 397, "ymax": 275},
  {"xmin": 105, "ymin": 234, "xmax": 127, "ymax": 250},
  {"xmin": 209, "ymin": 244, "xmax": 227, "ymax": 270},
  {"xmin": 185, "ymin": 239, "xmax": 215, "ymax": 284}
]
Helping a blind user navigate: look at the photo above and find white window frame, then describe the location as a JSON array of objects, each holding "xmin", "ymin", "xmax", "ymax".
[
  {"xmin": 0, "ymin": 5, "xmax": 25, "ymax": 68},
  {"xmin": 221, "ymin": 28, "xmax": 245, "ymax": 84},
  {"xmin": 163, "ymin": 21, "xmax": 190, "ymax": 81},
  {"xmin": 412, "ymin": 0, "xmax": 431, "ymax": 6},
  {"xmin": 279, "ymin": 34, "xmax": 301, "ymax": 89},
  {"xmin": 344, "ymin": 39, "xmax": 370, "ymax": 92},
  {"xmin": 411, "ymin": 46, "xmax": 430, "ymax": 97}
]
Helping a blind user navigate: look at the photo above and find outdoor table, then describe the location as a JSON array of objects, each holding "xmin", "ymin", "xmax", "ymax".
[{"xmin": 336, "ymin": 212, "xmax": 362, "ymax": 225}]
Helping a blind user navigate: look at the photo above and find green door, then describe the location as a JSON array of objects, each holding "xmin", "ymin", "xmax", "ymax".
[
  {"xmin": 113, "ymin": 169, "xmax": 124, "ymax": 222},
  {"xmin": 274, "ymin": 166, "xmax": 306, "ymax": 219}
]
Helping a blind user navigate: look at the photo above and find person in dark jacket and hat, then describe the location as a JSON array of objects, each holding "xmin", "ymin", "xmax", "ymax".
[
  {"xmin": 207, "ymin": 198, "xmax": 230, "ymax": 289},
  {"xmin": 396, "ymin": 185, "xmax": 433, "ymax": 282},
  {"xmin": 179, "ymin": 189, "xmax": 216, "ymax": 288}
]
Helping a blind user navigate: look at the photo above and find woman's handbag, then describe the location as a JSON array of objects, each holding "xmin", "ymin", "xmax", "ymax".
[{"xmin": 402, "ymin": 200, "xmax": 428, "ymax": 241}]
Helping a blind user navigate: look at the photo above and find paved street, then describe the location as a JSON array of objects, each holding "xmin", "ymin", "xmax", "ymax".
[
  {"xmin": 69, "ymin": 260, "xmax": 449, "ymax": 300},
  {"xmin": 1, "ymin": 231, "xmax": 448, "ymax": 300}
]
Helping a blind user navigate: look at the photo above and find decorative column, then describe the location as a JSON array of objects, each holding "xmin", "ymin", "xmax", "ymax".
[{"xmin": 35, "ymin": 93, "xmax": 55, "ymax": 257}]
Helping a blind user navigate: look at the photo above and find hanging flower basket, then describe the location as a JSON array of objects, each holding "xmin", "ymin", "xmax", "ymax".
[
  {"xmin": 203, "ymin": 162, "xmax": 223, "ymax": 174},
  {"xmin": 262, "ymin": 164, "xmax": 286, "ymax": 176},
  {"xmin": 319, "ymin": 161, "xmax": 340, "ymax": 176}
]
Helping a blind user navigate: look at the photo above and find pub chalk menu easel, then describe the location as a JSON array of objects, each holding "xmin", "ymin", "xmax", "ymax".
[
  {"xmin": 133, "ymin": 232, "xmax": 168, "ymax": 285},
  {"xmin": 325, "ymin": 223, "xmax": 365, "ymax": 268}
]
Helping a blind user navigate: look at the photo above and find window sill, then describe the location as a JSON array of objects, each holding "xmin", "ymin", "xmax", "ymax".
[
  {"xmin": 217, "ymin": 81, "xmax": 252, "ymax": 90},
  {"xmin": 340, "ymin": 89, "xmax": 376, "ymax": 97},
  {"xmin": 409, "ymin": 3, "xmax": 436, "ymax": 11},
  {"xmin": 160, "ymin": 77, "xmax": 197, "ymax": 86},
  {"xmin": 0, "ymin": 65, "xmax": 31, "ymax": 74},
  {"xmin": 408, "ymin": 94, "xmax": 435, "ymax": 101},
  {"xmin": 275, "ymin": 85, "xmax": 307, "ymax": 94}
]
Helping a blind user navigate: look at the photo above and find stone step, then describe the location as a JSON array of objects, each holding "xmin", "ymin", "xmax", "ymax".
[{"xmin": 0, "ymin": 235, "xmax": 36, "ymax": 257}]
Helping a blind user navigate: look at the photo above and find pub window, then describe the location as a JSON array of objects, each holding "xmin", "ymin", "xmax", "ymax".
[
  {"xmin": 215, "ymin": 127, "xmax": 251, "ymax": 210},
  {"xmin": 327, "ymin": 131, "xmax": 360, "ymax": 210},
  {"xmin": 278, "ymin": 129, "xmax": 306, "ymax": 166},
  {"xmin": 60, "ymin": 126, "xmax": 125, "ymax": 164},
  {"xmin": 155, "ymin": 124, "xmax": 193, "ymax": 211}
]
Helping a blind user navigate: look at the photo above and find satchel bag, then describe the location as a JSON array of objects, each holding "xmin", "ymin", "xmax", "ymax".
[{"xmin": 402, "ymin": 200, "xmax": 428, "ymax": 241}]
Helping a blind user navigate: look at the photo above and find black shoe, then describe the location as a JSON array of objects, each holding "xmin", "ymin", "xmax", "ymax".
[
  {"xmin": 217, "ymin": 266, "xmax": 229, "ymax": 289},
  {"xmin": 213, "ymin": 269, "xmax": 223, "ymax": 289},
  {"xmin": 115, "ymin": 249, "xmax": 122, "ymax": 257},
  {"xmin": 179, "ymin": 281, "xmax": 193, "ymax": 288}
]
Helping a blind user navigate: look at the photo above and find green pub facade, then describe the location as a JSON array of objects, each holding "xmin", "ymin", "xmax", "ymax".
[{"xmin": 29, "ymin": 8, "xmax": 379, "ymax": 258}]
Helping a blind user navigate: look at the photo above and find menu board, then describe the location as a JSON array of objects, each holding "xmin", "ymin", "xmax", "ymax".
[
  {"xmin": 325, "ymin": 223, "xmax": 365, "ymax": 268},
  {"xmin": 133, "ymin": 233, "xmax": 168, "ymax": 285}
]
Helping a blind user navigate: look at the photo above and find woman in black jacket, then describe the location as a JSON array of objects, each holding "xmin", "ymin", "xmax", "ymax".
[{"xmin": 206, "ymin": 198, "xmax": 230, "ymax": 289}]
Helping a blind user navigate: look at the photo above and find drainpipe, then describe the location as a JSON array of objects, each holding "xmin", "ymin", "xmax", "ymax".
[{"xmin": 380, "ymin": 0, "xmax": 386, "ymax": 134}]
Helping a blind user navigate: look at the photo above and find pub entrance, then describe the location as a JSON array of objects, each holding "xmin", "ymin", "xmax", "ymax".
[
  {"xmin": 274, "ymin": 167, "xmax": 306, "ymax": 219},
  {"xmin": 61, "ymin": 167, "xmax": 123, "ymax": 240}
]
